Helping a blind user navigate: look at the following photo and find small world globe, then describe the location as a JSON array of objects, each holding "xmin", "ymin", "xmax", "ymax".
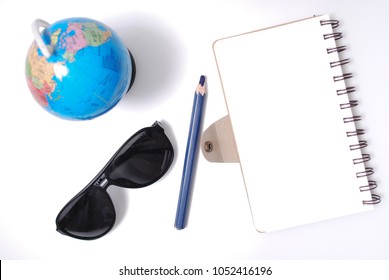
[{"xmin": 25, "ymin": 17, "xmax": 135, "ymax": 120}]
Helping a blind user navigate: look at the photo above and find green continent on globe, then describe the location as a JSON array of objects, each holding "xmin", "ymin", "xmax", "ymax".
[{"xmin": 25, "ymin": 22, "xmax": 112, "ymax": 108}]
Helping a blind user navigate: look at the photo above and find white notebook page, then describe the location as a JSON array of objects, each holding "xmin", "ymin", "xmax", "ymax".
[{"xmin": 213, "ymin": 15, "xmax": 373, "ymax": 232}]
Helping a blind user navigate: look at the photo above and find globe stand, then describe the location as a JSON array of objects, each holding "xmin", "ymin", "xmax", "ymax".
[{"xmin": 126, "ymin": 49, "xmax": 136, "ymax": 93}]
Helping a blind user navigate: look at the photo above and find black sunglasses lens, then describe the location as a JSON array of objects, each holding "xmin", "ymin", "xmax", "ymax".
[
  {"xmin": 107, "ymin": 125, "xmax": 174, "ymax": 187},
  {"xmin": 56, "ymin": 187, "xmax": 115, "ymax": 240}
]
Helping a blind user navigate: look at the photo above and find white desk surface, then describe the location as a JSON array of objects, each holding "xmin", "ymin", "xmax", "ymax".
[{"xmin": 1, "ymin": 0, "xmax": 388, "ymax": 261}]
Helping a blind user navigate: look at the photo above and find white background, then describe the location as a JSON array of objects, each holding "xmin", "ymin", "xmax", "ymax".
[{"xmin": 1, "ymin": 0, "xmax": 389, "ymax": 263}]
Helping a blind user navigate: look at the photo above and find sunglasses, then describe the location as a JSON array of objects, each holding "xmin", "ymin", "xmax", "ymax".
[{"xmin": 56, "ymin": 121, "xmax": 174, "ymax": 240}]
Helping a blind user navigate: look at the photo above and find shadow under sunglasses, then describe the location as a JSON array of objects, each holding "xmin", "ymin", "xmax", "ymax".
[{"xmin": 55, "ymin": 121, "xmax": 174, "ymax": 240}]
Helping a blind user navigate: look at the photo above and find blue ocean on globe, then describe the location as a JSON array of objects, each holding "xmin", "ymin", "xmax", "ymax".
[{"xmin": 26, "ymin": 17, "xmax": 134, "ymax": 120}]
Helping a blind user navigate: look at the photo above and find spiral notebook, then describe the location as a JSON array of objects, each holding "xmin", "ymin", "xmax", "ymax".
[{"xmin": 210, "ymin": 15, "xmax": 380, "ymax": 232}]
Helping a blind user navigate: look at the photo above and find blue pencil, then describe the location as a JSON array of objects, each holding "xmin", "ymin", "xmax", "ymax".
[{"xmin": 175, "ymin": 75, "xmax": 206, "ymax": 230}]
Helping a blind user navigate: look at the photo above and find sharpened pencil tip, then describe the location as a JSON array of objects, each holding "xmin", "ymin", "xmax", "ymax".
[
  {"xmin": 196, "ymin": 75, "xmax": 206, "ymax": 96},
  {"xmin": 199, "ymin": 75, "xmax": 205, "ymax": 86}
]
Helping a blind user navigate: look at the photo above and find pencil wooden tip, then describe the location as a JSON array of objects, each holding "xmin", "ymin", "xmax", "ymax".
[{"xmin": 196, "ymin": 75, "xmax": 206, "ymax": 96}]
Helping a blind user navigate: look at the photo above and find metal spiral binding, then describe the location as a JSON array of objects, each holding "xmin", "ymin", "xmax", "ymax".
[
  {"xmin": 349, "ymin": 141, "xmax": 368, "ymax": 151},
  {"xmin": 321, "ymin": 18, "xmax": 380, "ymax": 205},
  {"xmin": 343, "ymin": 116, "xmax": 362, "ymax": 123},
  {"xmin": 346, "ymin": 129, "xmax": 365, "ymax": 137},
  {"xmin": 360, "ymin": 181, "xmax": 378, "ymax": 192},
  {"xmin": 337, "ymin": 87, "xmax": 356, "ymax": 95},
  {"xmin": 353, "ymin": 154, "xmax": 371, "ymax": 164},
  {"xmin": 327, "ymin": 45, "xmax": 347, "ymax": 54},
  {"xmin": 334, "ymin": 73, "xmax": 353, "ymax": 82},
  {"xmin": 340, "ymin": 100, "xmax": 358, "ymax": 109},
  {"xmin": 356, "ymin": 168, "xmax": 374, "ymax": 178},
  {"xmin": 330, "ymin": 58, "xmax": 350, "ymax": 68}
]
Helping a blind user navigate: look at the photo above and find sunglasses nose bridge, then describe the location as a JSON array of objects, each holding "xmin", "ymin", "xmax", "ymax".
[{"xmin": 93, "ymin": 171, "xmax": 113, "ymax": 190}]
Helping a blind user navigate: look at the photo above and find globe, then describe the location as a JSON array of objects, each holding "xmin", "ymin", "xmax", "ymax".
[{"xmin": 25, "ymin": 17, "xmax": 135, "ymax": 120}]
